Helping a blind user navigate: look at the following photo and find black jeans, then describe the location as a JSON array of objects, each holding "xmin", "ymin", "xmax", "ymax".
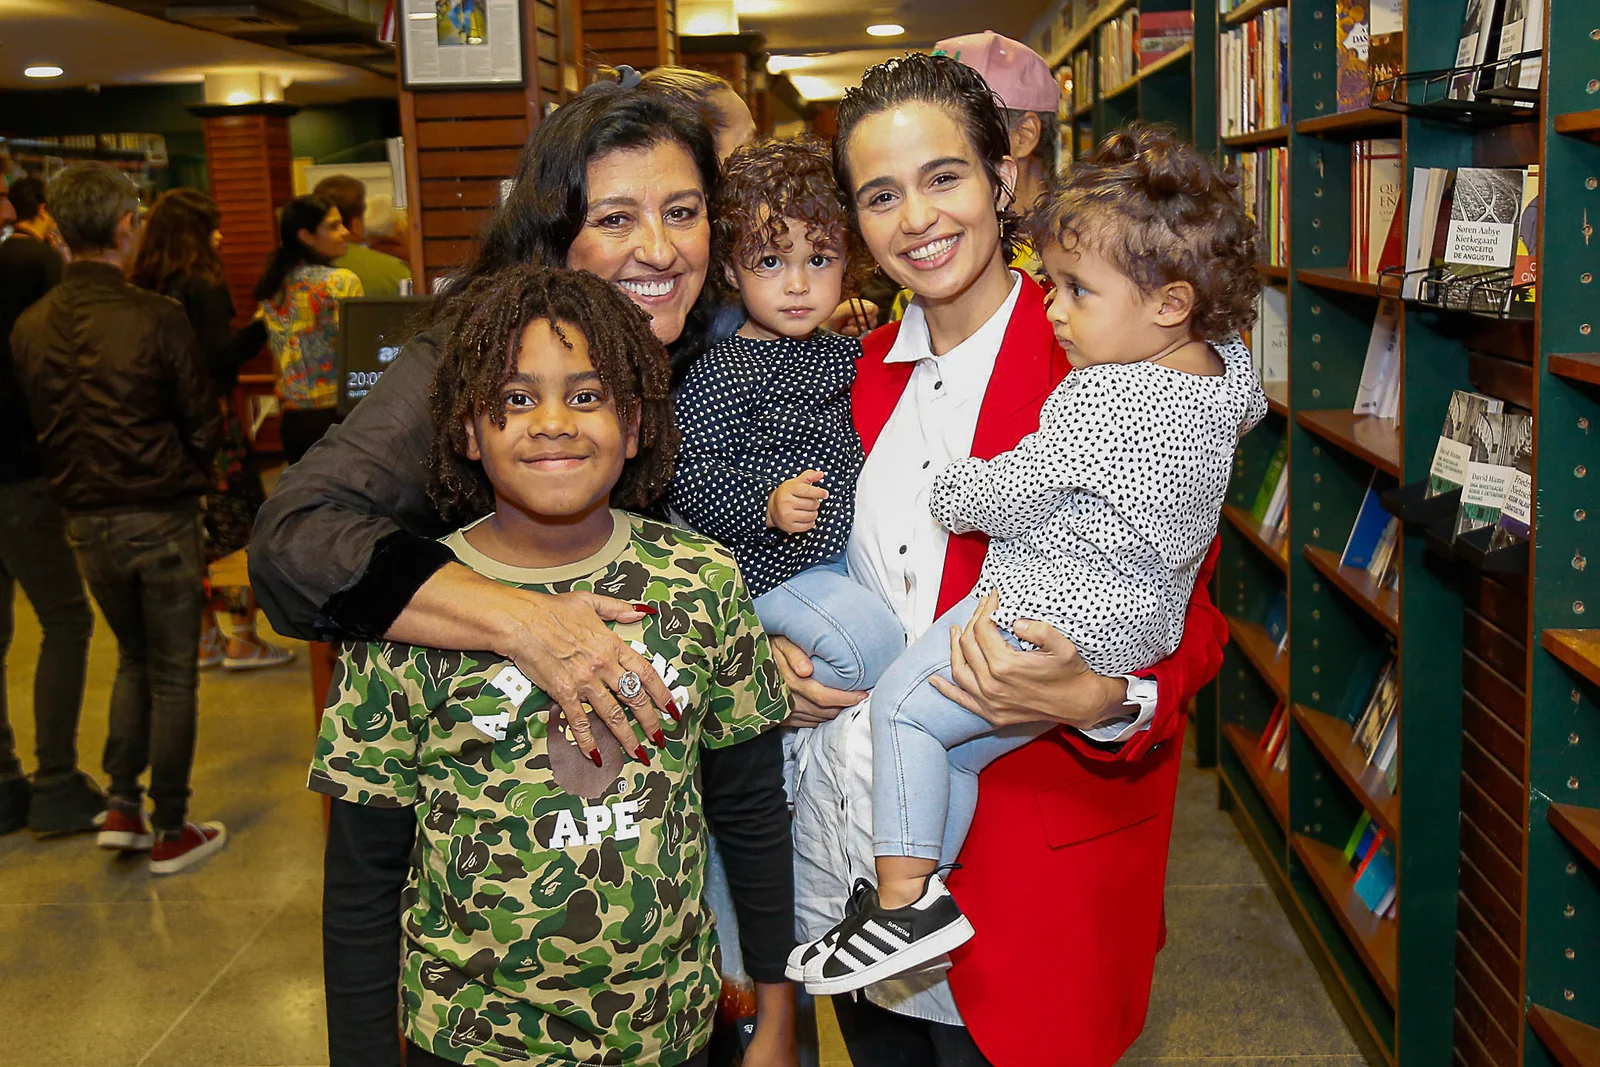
[
  {"xmin": 403, "ymin": 1041, "xmax": 710, "ymax": 1066},
  {"xmin": 0, "ymin": 478, "xmax": 93, "ymax": 783},
  {"xmin": 830, "ymin": 994, "xmax": 993, "ymax": 1067},
  {"xmin": 65, "ymin": 507, "xmax": 206, "ymax": 830},
  {"xmin": 279, "ymin": 407, "xmax": 342, "ymax": 466}
]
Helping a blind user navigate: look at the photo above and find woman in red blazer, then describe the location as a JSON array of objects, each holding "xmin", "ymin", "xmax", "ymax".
[{"xmin": 778, "ymin": 55, "xmax": 1228, "ymax": 1067}]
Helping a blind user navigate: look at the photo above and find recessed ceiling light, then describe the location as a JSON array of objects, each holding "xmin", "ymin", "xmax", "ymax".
[
  {"xmin": 25, "ymin": 65, "xmax": 65, "ymax": 79},
  {"xmin": 866, "ymin": 23, "xmax": 904, "ymax": 37},
  {"xmin": 407, "ymin": 10, "xmax": 436, "ymax": 18}
]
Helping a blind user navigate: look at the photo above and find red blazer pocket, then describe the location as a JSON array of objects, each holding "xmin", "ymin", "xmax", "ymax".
[{"xmin": 1035, "ymin": 772, "xmax": 1162, "ymax": 849}]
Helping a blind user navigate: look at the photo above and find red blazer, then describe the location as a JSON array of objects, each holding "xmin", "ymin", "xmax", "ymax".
[{"xmin": 852, "ymin": 274, "xmax": 1228, "ymax": 1067}]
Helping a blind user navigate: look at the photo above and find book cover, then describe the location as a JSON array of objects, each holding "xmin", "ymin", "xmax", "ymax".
[
  {"xmin": 1427, "ymin": 389, "xmax": 1503, "ymax": 498},
  {"xmin": 1258, "ymin": 284, "xmax": 1288, "ymax": 382},
  {"xmin": 1426, "ymin": 169, "xmax": 1459, "ymax": 271},
  {"xmin": 1455, "ymin": 410, "xmax": 1528, "ymax": 537},
  {"xmin": 1368, "ymin": 0, "xmax": 1405, "ymax": 103},
  {"xmin": 1493, "ymin": 0, "xmax": 1544, "ymax": 91},
  {"xmin": 1370, "ymin": 709, "xmax": 1399, "ymax": 777},
  {"xmin": 1405, "ymin": 167, "xmax": 1446, "ymax": 299},
  {"xmin": 1259, "ymin": 701, "xmax": 1286, "ymax": 750},
  {"xmin": 1342, "ymin": 481, "xmax": 1393, "ymax": 569},
  {"xmin": 1366, "ymin": 517, "xmax": 1400, "ymax": 582},
  {"xmin": 1363, "ymin": 140, "xmax": 1403, "ymax": 276},
  {"xmin": 1449, "ymin": 0, "xmax": 1505, "ymax": 100},
  {"xmin": 1514, "ymin": 165, "xmax": 1540, "ymax": 297},
  {"xmin": 1355, "ymin": 829, "xmax": 1387, "ymax": 876},
  {"xmin": 1261, "ymin": 469, "xmax": 1290, "ymax": 534},
  {"xmin": 1444, "ymin": 167, "xmax": 1523, "ymax": 273},
  {"xmin": 1353, "ymin": 299, "xmax": 1402, "ymax": 418},
  {"xmin": 1250, "ymin": 436, "xmax": 1289, "ymax": 521},
  {"xmin": 1490, "ymin": 416, "xmax": 1535, "ymax": 549},
  {"xmin": 1336, "ymin": 0, "xmax": 1371, "ymax": 114},
  {"xmin": 1343, "ymin": 811, "xmax": 1374, "ymax": 863},
  {"xmin": 1354, "ymin": 662, "xmax": 1397, "ymax": 761},
  {"xmin": 1353, "ymin": 842, "xmax": 1397, "ymax": 913}
]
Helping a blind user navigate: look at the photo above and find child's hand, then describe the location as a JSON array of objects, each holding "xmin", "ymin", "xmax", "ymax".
[{"xmin": 766, "ymin": 470, "xmax": 828, "ymax": 533}]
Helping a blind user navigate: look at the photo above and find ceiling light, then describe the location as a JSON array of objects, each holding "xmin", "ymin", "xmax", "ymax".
[
  {"xmin": 766, "ymin": 55, "xmax": 821, "ymax": 74},
  {"xmin": 24, "ymin": 65, "xmax": 64, "ymax": 79},
  {"xmin": 788, "ymin": 75, "xmax": 839, "ymax": 101},
  {"xmin": 866, "ymin": 24, "xmax": 904, "ymax": 37}
]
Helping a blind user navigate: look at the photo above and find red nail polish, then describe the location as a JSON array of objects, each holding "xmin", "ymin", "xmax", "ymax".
[
  {"xmin": 588, "ymin": 750, "xmax": 603, "ymax": 767},
  {"xmin": 633, "ymin": 603, "xmax": 658, "ymax": 615},
  {"xmin": 634, "ymin": 746, "xmax": 651, "ymax": 766},
  {"xmin": 651, "ymin": 728, "xmax": 667, "ymax": 747},
  {"xmin": 666, "ymin": 700, "xmax": 682, "ymax": 720}
]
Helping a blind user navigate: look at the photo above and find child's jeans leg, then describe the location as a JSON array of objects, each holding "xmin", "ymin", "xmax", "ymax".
[
  {"xmin": 870, "ymin": 594, "xmax": 1052, "ymax": 865},
  {"xmin": 753, "ymin": 560, "xmax": 905, "ymax": 692}
]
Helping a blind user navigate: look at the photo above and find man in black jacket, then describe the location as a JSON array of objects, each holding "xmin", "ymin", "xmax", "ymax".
[
  {"xmin": 0, "ymin": 173, "xmax": 98, "ymax": 837},
  {"xmin": 12, "ymin": 162, "xmax": 227, "ymax": 875}
]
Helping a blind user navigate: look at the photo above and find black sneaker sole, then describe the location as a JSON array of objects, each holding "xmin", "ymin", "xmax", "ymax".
[{"xmin": 805, "ymin": 915, "xmax": 975, "ymax": 995}]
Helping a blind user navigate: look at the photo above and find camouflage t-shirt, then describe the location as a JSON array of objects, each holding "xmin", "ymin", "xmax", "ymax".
[{"xmin": 308, "ymin": 511, "xmax": 789, "ymax": 1066}]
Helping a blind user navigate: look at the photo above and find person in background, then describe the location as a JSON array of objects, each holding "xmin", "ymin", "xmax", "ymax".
[
  {"xmin": 256, "ymin": 194, "xmax": 364, "ymax": 463},
  {"xmin": 884, "ymin": 31, "xmax": 1063, "ymax": 322},
  {"xmin": 313, "ymin": 174, "xmax": 413, "ymax": 299},
  {"xmin": 12, "ymin": 162, "xmax": 227, "ymax": 874},
  {"xmin": 361, "ymin": 193, "xmax": 410, "ymax": 263},
  {"xmin": 131, "ymin": 189, "xmax": 294, "ymax": 672},
  {"xmin": 597, "ymin": 64, "xmax": 758, "ymax": 162},
  {"xmin": 0, "ymin": 170, "xmax": 96, "ymax": 838},
  {"xmin": 0, "ymin": 166, "xmax": 14, "ymax": 230}
]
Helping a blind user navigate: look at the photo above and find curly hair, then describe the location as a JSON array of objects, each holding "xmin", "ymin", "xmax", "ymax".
[
  {"xmin": 833, "ymin": 52, "xmax": 1020, "ymax": 262},
  {"xmin": 427, "ymin": 265, "xmax": 679, "ymax": 526},
  {"xmin": 1023, "ymin": 122, "xmax": 1260, "ymax": 339},
  {"xmin": 131, "ymin": 189, "xmax": 227, "ymax": 295},
  {"xmin": 712, "ymin": 137, "xmax": 873, "ymax": 298}
]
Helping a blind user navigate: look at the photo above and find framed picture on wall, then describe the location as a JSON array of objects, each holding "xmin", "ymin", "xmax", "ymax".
[{"xmin": 400, "ymin": 0, "xmax": 526, "ymax": 90}]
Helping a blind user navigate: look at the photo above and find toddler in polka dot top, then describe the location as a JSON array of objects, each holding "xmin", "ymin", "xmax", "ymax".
[
  {"xmin": 794, "ymin": 124, "xmax": 1268, "ymax": 995},
  {"xmin": 669, "ymin": 139, "xmax": 904, "ymax": 698}
]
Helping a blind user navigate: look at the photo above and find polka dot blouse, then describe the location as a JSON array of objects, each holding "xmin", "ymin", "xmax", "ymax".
[
  {"xmin": 669, "ymin": 331, "xmax": 865, "ymax": 598},
  {"xmin": 930, "ymin": 335, "xmax": 1268, "ymax": 674}
]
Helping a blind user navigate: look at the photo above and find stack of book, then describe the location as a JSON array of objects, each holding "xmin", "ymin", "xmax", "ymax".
[
  {"xmin": 1236, "ymin": 148, "xmax": 1289, "ymax": 266},
  {"xmin": 1450, "ymin": 0, "xmax": 1547, "ymax": 102},
  {"xmin": 1251, "ymin": 436, "xmax": 1290, "ymax": 550},
  {"xmin": 1139, "ymin": 10, "xmax": 1193, "ymax": 68},
  {"xmin": 1260, "ymin": 700, "xmax": 1290, "ymax": 775},
  {"xmin": 1342, "ymin": 476, "xmax": 1402, "ymax": 594},
  {"xmin": 1344, "ymin": 812, "xmax": 1398, "ymax": 918},
  {"xmin": 1220, "ymin": 7, "xmax": 1288, "ymax": 137},
  {"xmin": 1351, "ymin": 659, "xmax": 1400, "ymax": 790},
  {"xmin": 1098, "ymin": 8, "xmax": 1140, "ymax": 93},
  {"xmin": 1248, "ymin": 284, "xmax": 1288, "ymax": 385},
  {"xmin": 1335, "ymin": 0, "xmax": 1405, "ymax": 111},
  {"xmin": 1402, "ymin": 165, "xmax": 1540, "ymax": 307},
  {"xmin": 1070, "ymin": 48, "xmax": 1094, "ymax": 112},
  {"xmin": 1351, "ymin": 139, "xmax": 1404, "ymax": 278},
  {"xmin": 1424, "ymin": 389, "xmax": 1536, "ymax": 547},
  {"xmin": 1353, "ymin": 299, "xmax": 1401, "ymax": 420}
]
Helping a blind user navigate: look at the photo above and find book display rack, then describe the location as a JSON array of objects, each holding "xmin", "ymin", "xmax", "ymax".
[{"xmin": 1194, "ymin": 0, "xmax": 1600, "ymax": 1063}]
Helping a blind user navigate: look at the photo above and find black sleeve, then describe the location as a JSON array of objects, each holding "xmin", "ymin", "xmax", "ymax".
[
  {"xmin": 248, "ymin": 333, "xmax": 453, "ymax": 641},
  {"xmin": 700, "ymin": 728, "xmax": 795, "ymax": 984},
  {"xmin": 323, "ymin": 799, "xmax": 415, "ymax": 1067}
]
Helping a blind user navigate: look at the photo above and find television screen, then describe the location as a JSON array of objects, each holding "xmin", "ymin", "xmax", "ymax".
[{"xmin": 336, "ymin": 296, "xmax": 428, "ymax": 415}]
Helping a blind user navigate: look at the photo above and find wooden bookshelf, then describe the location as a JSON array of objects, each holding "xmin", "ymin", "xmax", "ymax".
[
  {"xmin": 1303, "ymin": 545, "xmax": 1401, "ymax": 636},
  {"xmin": 1548, "ymin": 804, "xmax": 1600, "ymax": 871},
  {"xmin": 1294, "ymin": 410, "xmax": 1402, "ymax": 476},
  {"xmin": 1542, "ymin": 629, "xmax": 1600, "ymax": 688},
  {"xmin": 1041, "ymin": 0, "xmax": 1137, "ymax": 67},
  {"xmin": 1549, "ymin": 352, "xmax": 1600, "ymax": 387},
  {"xmin": 1258, "ymin": 262, "xmax": 1289, "ymax": 281},
  {"xmin": 1527, "ymin": 1005, "xmax": 1600, "ymax": 1067},
  {"xmin": 1226, "ymin": 615, "xmax": 1289, "ymax": 699},
  {"xmin": 1296, "ymin": 267, "xmax": 1390, "ymax": 298},
  {"xmin": 1553, "ymin": 109, "xmax": 1600, "ymax": 142},
  {"xmin": 1264, "ymin": 379, "xmax": 1289, "ymax": 416},
  {"xmin": 1291, "ymin": 833, "xmax": 1400, "ymax": 1007},
  {"xmin": 1222, "ymin": 124, "xmax": 1290, "ymax": 148},
  {"xmin": 1296, "ymin": 107, "xmax": 1403, "ymax": 139},
  {"xmin": 1138, "ymin": 42, "xmax": 1194, "ymax": 80},
  {"xmin": 1223, "ymin": 504, "xmax": 1290, "ymax": 573},
  {"xmin": 1222, "ymin": 0, "xmax": 1288, "ymax": 27},
  {"xmin": 1293, "ymin": 704, "xmax": 1401, "ymax": 840},
  {"xmin": 1222, "ymin": 722, "xmax": 1289, "ymax": 829}
]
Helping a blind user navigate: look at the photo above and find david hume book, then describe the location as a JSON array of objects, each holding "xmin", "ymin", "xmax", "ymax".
[
  {"xmin": 1450, "ymin": 0, "xmax": 1505, "ymax": 100},
  {"xmin": 1456, "ymin": 410, "xmax": 1531, "ymax": 538},
  {"xmin": 1428, "ymin": 390, "xmax": 1504, "ymax": 498}
]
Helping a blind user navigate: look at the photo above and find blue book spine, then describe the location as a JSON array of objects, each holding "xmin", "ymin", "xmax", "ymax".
[{"xmin": 1341, "ymin": 487, "xmax": 1391, "ymax": 569}]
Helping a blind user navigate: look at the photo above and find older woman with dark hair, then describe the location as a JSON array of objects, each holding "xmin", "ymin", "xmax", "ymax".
[{"xmin": 250, "ymin": 84, "xmax": 797, "ymax": 1067}]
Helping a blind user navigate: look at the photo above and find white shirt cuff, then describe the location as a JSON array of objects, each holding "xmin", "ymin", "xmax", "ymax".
[{"xmin": 1079, "ymin": 675, "xmax": 1158, "ymax": 743}]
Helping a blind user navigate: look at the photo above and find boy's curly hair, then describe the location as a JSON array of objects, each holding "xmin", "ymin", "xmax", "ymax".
[
  {"xmin": 1023, "ymin": 122, "xmax": 1260, "ymax": 339},
  {"xmin": 427, "ymin": 265, "xmax": 679, "ymax": 525},
  {"xmin": 712, "ymin": 137, "xmax": 874, "ymax": 298}
]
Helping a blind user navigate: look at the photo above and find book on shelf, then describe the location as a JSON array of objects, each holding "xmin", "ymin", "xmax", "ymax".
[
  {"xmin": 1493, "ymin": 0, "xmax": 1545, "ymax": 93},
  {"xmin": 1367, "ymin": 0, "xmax": 1405, "ymax": 104},
  {"xmin": 1220, "ymin": 8, "xmax": 1288, "ymax": 137},
  {"xmin": 1455, "ymin": 410, "xmax": 1532, "ymax": 538},
  {"xmin": 1235, "ymin": 149, "xmax": 1289, "ymax": 267},
  {"xmin": 1366, "ymin": 513, "xmax": 1401, "ymax": 593},
  {"xmin": 1353, "ymin": 833, "xmax": 1397, "ymax": 915},
  {"xmin": 1369, "ymin": 707, "xmax": 1399, "ymax": 791},
  {"xmin": 1403, "ymin": 167, "xmax": 1451, "ymax": 299},
  {"xmin": 1343, "ymin": 812, "xmax": 1375, "ymax": 863},
  {"xmin": 1270, "ymin": 726, "xmax": 1289, "ymax": 773},
  {"xmin": 1261, "ymin": 701, "xmax": 1290, "ymax": 771},
  {"xmin": 1352, "ymin": 658, "xmax": 1398, "ymax": 763},
  {"xmin": 1351, "ymin": 139, "xmax": 1404, "ymax": 278},
  {"xmin": 1334, "ymin": 0, "xmax": 1371, "ymax": 114},
  {"xmin": 1098, "ymin": 9, "xmax": 1139, "ymax": 93},
  {"xmin": 1443, "ymin": 167, "xmax": 1524, "ymax": 278},
  {"xmin": 1488, "ymin": 419, "xmax": 1534, "ymax": 550},
  {"xmin": 1270, "ymin": 500, "xmax": 1291, "ymax": 554},
  {"xmin": 1450, "ymin": 0, "xmax": 1507, "ymax": 100},
  {"xmin": 1249, "ymin": 435, "xmax": 1289, "ymax": 523},
  {"xmin": 1249, "ymin": 283, "xmax": 1288, "ymax": 382},
  {"xmin": 1513, "ymin": 165, "xmax": 1540, "ymax": 299},
  {"xmin": 1139, "ymin": 10, "xmax": 1193, "ymax": 67},
  {"xmin": 1352, "ymin": 299, "xmax": 1402, "ymax": 420},
  {"xmin": 1341, "ymin": 476, "xmax": 1395, "ymax": 570},
  {"xmin": 1264, "ymin": 590, "xmax": 1288, "ymax": 647},
  {"xmin": 1427, "ymin": 389, "xmax": 1506, "ymax": 498},
  {"xmin": 1259, "ymin": 701, "xmax": 1287, "ymax": 749}
]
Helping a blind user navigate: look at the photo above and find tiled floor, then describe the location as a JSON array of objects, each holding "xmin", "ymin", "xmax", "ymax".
[{"xmin": 1, "ymin": 592, "xmax": 1367, "ymax": 1066}]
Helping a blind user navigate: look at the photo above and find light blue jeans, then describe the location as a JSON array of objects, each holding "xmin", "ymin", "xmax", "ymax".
[
  {"xmin": 871, "ymin": 593, "xmax": 1052, "ymax": 864},
  {"xmin": 753, "ymin": 559, "xmax": 906, "ymax": 692}
]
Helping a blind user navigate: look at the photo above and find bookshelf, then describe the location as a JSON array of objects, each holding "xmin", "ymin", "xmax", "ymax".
[{"xmin": 1198, "ymin": 0, "xmax": 1600, "ymax": 1064}]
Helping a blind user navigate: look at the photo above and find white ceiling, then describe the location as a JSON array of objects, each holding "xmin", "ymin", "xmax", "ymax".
[
  {"xmin": 732, "ymin": 0, "xmax": 1045, "ymax": 101},
  {"xmin": 0, "ymin": 0, "xmax": 393, "ymax": 101}
]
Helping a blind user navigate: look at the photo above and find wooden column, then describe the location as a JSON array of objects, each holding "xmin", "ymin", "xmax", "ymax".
[
  {"xmin": 399, "ymin": 0, "xmax": 571, "ymax": 289},
  {"xmin": 579, "ymin": 0, "xmax": 676, "ymax": 70},
  {"xmin": 680, "ymin": 31, "xmax": 769, "ymax": 133},
  {"xmin": 191, "ymin": 103, "xmax": 297, "ymax": 323}
]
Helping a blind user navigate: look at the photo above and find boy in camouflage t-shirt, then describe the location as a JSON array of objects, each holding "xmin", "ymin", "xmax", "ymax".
[{"xmin": 309, "ymin": 268, "xmax": 793, "ymax": 1067}]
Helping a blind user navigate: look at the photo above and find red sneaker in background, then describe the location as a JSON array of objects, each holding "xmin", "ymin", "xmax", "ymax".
[
  {"xmin": 149, "ymin": 821, "xmax": 228, "ymax": 875},
  {"xmin": 97, "ymin": 808, "xmax": 154, "ymax": 851}
]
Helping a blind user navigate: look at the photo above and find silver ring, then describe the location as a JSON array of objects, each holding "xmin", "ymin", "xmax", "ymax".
[{"xmin": 617, "ymin": 671, "xmax": 643, "ymax": 700}]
